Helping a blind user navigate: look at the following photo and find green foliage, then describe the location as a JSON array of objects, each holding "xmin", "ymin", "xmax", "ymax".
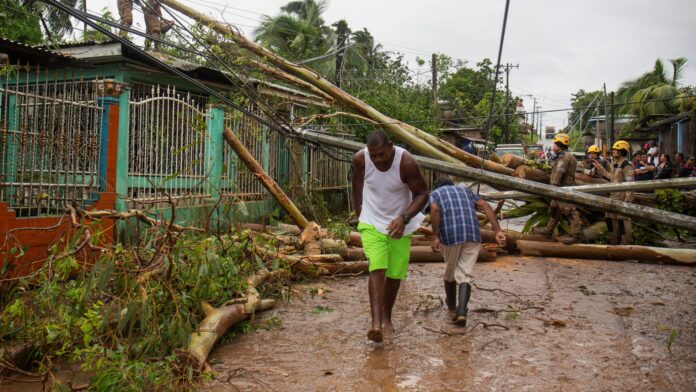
[
  {"xmin": 439, "ymin": 58, "xmax": 523, "ymax": 144},
  {"xmin": 632, "ymin": 189, "xmax": 696, "ymax": 246},
  {"xmin": 81, "ymin": 7, "xmax": 118, "ymax": 43},
  {"xmin": 657, "ymin": 324, "xmax": 680, "ymax": 355},
  {"xmin": 326, "ymin": 219, "xmax": 352, "ymax": 241},
  {"xmin": 0, "ymin": 0, "xmax": 42, "ymax": 44},
  {"xmin": 0, "ymin": 230, "xmax": 286, "ymax": 390},
  {"xmin": 254, "ymin": 0, "xmax": 333, "ymax": 63},
  {"xmin": 615, "ymin": 57, "xmax": 690, "ymax": 135}
]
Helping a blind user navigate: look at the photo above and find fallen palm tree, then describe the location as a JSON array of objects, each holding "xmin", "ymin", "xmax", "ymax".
[
  {"xmin": 482, "ymin": 177, "xmax": 696, "ymax": 200},
  {"xmin": 516, "ymin": 240, "xmax": 696, "ymax": 265},
  {"xmin": 159, "ymin": 0, "xmax": 516, "ymax": 176},
  {"xmin": 223, "ymin": 127, "xmax": 309, "ymax": 230},
  {"xmin": 298, "ymin": 130, "xmax": 696, "ymax": 232}
]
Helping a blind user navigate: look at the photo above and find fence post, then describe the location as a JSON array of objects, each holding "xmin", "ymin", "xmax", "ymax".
[
  {"xmin": 97, "ymin": 96, "xmax": 119, "ymax": 199},
  {"xmin": 206, "ymin": 105, "xmax": 224, "ymax": 201},
  {"xmin": 3, "ymin": 95, "xmax": 18, "ymax": 203},
  {"xmin": 114, "ymin": 86, "xmax": 130, "ymax": 214}
]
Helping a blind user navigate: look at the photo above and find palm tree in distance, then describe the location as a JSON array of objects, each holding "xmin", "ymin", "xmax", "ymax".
[
  {"xmin": 617, "ymin": 57, "xmax": 687, "ymax": 119},
  {"xmin": 25, "ymin": 0, "xmax": 84, "ymax": 42},
  {"xmin": 254, "ymin": 0, "xmax": 333, "ymax": 63}
]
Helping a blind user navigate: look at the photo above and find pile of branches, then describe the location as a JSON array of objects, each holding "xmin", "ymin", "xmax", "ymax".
[{"xmin": 0, "ymin": 208, "xmax": 366, "ymax": 390}]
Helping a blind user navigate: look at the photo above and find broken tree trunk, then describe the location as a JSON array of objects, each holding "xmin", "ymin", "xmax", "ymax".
[
  {"xmin": 299, "ymin": 130, "xmax": 696, "ymax": 232},
  {"xmin": 223, "ymin": 128, "xmax": 309, "ymax": 229},
  {"xmin": 516, "ymin": 240, "xmax": 696, "ymax": 265},
  {"xmin": 185, "ymin": 269, "xmax": 288, "ymax": 370}
]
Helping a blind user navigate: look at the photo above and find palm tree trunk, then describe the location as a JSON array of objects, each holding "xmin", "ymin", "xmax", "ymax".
[{"xmin": 223, "ymin": 128, "xmax": 309, "ymax": 229}]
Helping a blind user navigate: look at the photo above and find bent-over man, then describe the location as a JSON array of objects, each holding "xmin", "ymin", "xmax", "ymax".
[
  {"xmin": 352, "ymin": 130, "xmax": 429, "ymax": 343},
  {"xmin": 429, "ymin": 178, "xmax": 506, "ymax": 326}
]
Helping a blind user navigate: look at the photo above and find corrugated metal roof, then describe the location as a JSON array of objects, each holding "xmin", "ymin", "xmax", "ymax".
[
  {"xmin": 0, "ymin": 37, "xmax": 92, "ymax": 67},
  {"xmin": 58, "ymin": 41, "xmax": 330, "ymax": 105}
]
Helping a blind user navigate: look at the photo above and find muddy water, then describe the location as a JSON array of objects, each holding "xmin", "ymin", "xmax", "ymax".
[{"xmin": 203, "ymin": 256, "xmax": 696, "ymax": 391}]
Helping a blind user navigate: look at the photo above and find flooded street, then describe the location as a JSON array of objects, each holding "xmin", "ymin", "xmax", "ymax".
[{"xmin": 204, "ymin": 256, "xmax": 696, "ymax": 391}]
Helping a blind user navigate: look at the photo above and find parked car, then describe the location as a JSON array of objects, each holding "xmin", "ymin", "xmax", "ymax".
[{"xmin": 494, "ymin": 144, "xmax": 525, "ymax": 157}]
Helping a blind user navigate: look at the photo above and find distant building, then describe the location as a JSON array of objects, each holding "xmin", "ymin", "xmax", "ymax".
[{"xmin": 635, "ymin": 113, "xmax": 694, "ymax": 157}]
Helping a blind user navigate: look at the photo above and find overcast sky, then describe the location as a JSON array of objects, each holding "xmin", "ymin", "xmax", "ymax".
[{"xmin": 89, "ymin": 0, "xmax": 696, "ymax": 129}]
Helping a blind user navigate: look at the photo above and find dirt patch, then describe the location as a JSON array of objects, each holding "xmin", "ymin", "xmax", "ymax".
[{"xmin": 203, "ymin": 256, "xmax": 696, "ymax": 391}]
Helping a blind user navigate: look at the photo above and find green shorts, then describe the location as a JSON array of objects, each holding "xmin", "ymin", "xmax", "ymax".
[{"xmin": 357, "ymin": 222, "xmax": 413, "ymax": 280}]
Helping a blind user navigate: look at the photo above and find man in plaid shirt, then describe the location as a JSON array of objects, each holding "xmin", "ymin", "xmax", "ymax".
[{"xmin": 430, "ymin": 178, "xmax": 506, "ymax": 325}]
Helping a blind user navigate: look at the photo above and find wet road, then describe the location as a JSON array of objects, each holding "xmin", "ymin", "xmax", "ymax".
[{"xmin": 203, "ymin": 256, "xmax": 696, "ymax": 391}]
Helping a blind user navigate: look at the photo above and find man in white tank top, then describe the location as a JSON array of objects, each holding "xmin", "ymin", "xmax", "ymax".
[{"xmin": 352, "ymin": 130, "xmax": 429, "ymax": 343}]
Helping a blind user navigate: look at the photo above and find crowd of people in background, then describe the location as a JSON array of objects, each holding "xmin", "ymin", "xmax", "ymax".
[{"xmin": 632, "ymin": 140, "xmax": 696, "ymax": 180}]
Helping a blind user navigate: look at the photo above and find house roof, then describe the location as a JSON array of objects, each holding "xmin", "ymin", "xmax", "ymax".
[
  {"xmin": 0, "ymin": 37, "xmax": 92, "ymax": 67},
  {"xmin": 634, "ymin": 112, "xmax": 691, "ymax": 132},
  {"xmin": 57, "ymin": 41, "xmax": 330, "ymax": 107}
]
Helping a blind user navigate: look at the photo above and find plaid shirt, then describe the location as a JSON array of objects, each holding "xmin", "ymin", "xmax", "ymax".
[{"xmin": 430, "ymin": 185, "xmax": 481, "ymax": 245}]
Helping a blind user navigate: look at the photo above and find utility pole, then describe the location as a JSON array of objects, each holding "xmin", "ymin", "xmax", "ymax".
[
  {"xmin": 609, "ymin": 91, "xmax": 615, "ymax": 149},
  {"xmin": 431, "ymin": 53, "xmax": 438, "ymax": 119},
  {"xmin": 501, "ymin": 63, "xmax": 519, "ymax": 143},
  {"xmin": 535, "ymin": 105, "xmax": 542, "ymax": 141},
  {"xmin": 529, "ymin": 97, "xmax": 537, "ymax": 137},
  {"xmin": 603, "ymin": 83, "xmax": 610, "ymax": 149},
  {"xmin": 333, "ymin": 20, "xmax": 350, "ymax": 88}
]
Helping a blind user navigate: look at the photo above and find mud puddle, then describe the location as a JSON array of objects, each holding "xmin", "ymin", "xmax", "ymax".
[{"xmin": 202, "ymin": 256, "xmax": 696, "ymax": 391}]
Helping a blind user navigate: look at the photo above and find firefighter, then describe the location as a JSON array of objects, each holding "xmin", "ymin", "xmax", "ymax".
[
  {"xmin": 593, "ymin": 140, "xmax": 635, "ymax": 245},
  {"xmin": 532, "ymin": 133, "xmax": 583, "ymax": 244},
  {"xmin": 578, "ymin": 145, "xmax": 610, "ymax": 179}
]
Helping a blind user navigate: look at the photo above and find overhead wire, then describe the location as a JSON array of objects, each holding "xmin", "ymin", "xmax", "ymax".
[{"xmin": 135, "ymin": 0, "xmax": 354, "ymax": 163}]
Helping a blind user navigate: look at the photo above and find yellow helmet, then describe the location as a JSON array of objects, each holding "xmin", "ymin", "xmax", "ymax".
[
  {"xmin": 553, "ymin": 133, "xmax": 570, "ymax": 146},
  {"xmin": 612, "ymin": 140, "xmax": 631, "ymax": 152},
  {"xmin": 587, "ymin": 145, "xmax": 600, "ymax": 154}
]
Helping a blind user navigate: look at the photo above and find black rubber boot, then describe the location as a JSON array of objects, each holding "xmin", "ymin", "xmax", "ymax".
[
  {"xmin": 453, "ymin": 282, "xmax": 471, "ymax": 326},
  {"xmin": 444, "ymin": 280, "xmax": 457, "ymax": 311}
]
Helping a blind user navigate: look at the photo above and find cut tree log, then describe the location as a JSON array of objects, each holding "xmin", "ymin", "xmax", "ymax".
[
  {"xmin": 513, "ymin": 165, "xmax": 550, "ymax": 183},
  {"xmin": 223, "ymin": 128, "xmax": 309, "ymax": 229},
  {"xmin": 299, "ymin": 130, "xmax": 696, "ymax": 232},
  {"xmin": 501, "ymin": 154, "xmax": 527, "ymax": 169},
  {"xmin": 480, "ymin": 229, "xmax": 552, "ymax": 253},
  {"xmin": 298, "ymin": 221, "xmax": 323, "ymax": 255},
  {"xmin": 516, "ymin": 240, "xmax": 696, "ymax": 265}
]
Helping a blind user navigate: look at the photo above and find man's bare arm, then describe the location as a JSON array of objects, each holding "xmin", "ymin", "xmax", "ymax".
[
  {"xmin": 351, "ymin": 150, "xmax": 365, "ymax": 218},
  {"xmin": 400, "ymin": 152, "xmax": 429, "ymax": 219},
  {"xmin": 476, "ymin": 199, "xmax": 501, "ymax": 232},
  {"xmin": 476, "ymin": 198, "xmax": 506, "ymax": 247},
  {"xmin": 430, "ymin": 202, "xmax": 442, "ymax": 252}
]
